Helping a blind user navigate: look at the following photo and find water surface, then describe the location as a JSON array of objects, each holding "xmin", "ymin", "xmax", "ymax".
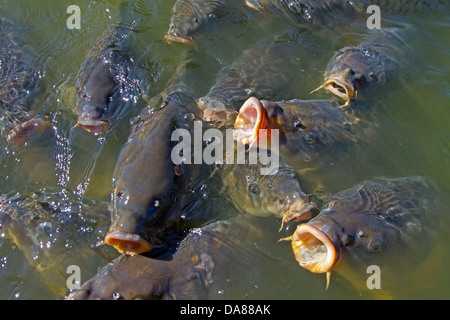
[{"xmin": 0, "ymin": 0, "xmax": 449, "ymax": 299}]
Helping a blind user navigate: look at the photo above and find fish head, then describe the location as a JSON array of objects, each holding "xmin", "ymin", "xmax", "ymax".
[
  {"xmin": 234, "ymin": 97, "xmax": 347, "ymax": 153},
  {"xmin": 316, "ymin": 47, "xmax": 385, "ymax": 104},
  {"xmin": 290, "ymin": 201, "xmax": 394, "ymax": 286},
  {"xmin": 105, "ymin": 118, "xmax": 183, "ymax": 255},
  {"xmin": 66, "ymin": 255, "xmax": 171, "ymax": 300},
  {"xmin": 290, "ymin": 213, "xmax": 342, "ymax": 275},
  {"xmin": 165, "ymin": 0, "xmax": 240, "ymax": 45},
  {"xmin": 76, "ymin": 59, "xmax": 119, "ymax": 135},
  {"xmin": 242, "ymin": 163, "xmax": 316, "ymax": 222},
  {"xmin": 234, "ymin": 97, "xmax": 283, "ymax": 148}
]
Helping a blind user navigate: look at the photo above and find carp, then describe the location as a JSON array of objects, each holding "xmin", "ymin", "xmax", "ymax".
[
  {"xmin": 104, "ymin": 81, "xmax": 206, "ymax": 256},
  {"xmin": 221, "ymin": 158, "xmax": 317, "ymax": 228},
  {"xmin": 312, "ymin": 28, "xmax": 414, "ymax": 107},
  {"xmin": 68, "ymin": 215, "xmax": 273, "ymax": 300},
  {"xmin": 285, "ymin": 176, "xmax": 442, "ymax": 290},
  {"xmin": 233, "ymin": 96, "xmax": 357, "ymax": 175},
  {"xmin": 198, "ymin": 29, "xmax": 319, "ymax": 126},
  {"xmin": 165, "ymin": 0, "xmax": 247, "ymax": 45},
  {"xmin": 75, "ymin": 27, "xmax": 134, "ymax": 135},
  {"xmin": 0, "ymin": 189, "xmax": 112, "ymax": 295},
  {"xmin": 0, "ymin": 20, "xmax": 49, "ymax": 145}
]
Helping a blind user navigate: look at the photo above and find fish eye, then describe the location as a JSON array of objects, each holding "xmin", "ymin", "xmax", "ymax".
[
  {"xmin": 191, "ymin": 16, "xmax": 199, "ymax": 23},
  {"xmin": 248, "ymin": 182, "xmax": 261, "ymax": 195},
  {"xmin": 117, "ymin": 191, "xmax": 124, "ymax": 199},
  {"xmin": 208, "ymin": 13, "xmax": 217, "ymax": 19},
  {"xmin": 266, "ymin": 182, "xmax": 273, "ymax": 189},
  {"xmin": 367, "ymin": 239, "xmax": 383, "ymax": 253}
]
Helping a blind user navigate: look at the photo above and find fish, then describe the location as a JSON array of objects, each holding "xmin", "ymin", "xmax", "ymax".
[
  {"xmin": 165, "ymin": 0, "xmax": 247, "ymax": 45},
  {"xmin": 68, "ymin": 215, "xmax": 271, "ymax": 300},
  {"xmin": 233, "ymin": 96, "xmax": 357, "ymax": 174},
  {"xmin": 0, "ymin": 20, "xmax": 50, "ymax": 145},
  {"xmin": 245, "ymin": 0, "xmax": 448, "ymax": 27},
  {"xmin": 0, "ymin": 189, "xmax": 113, "ymax": 295},
  {"xmin": 198, "ymin": 29, "xmax": 318, "ymax": 126},
  {"xmin": 221, "ymin": 158, "xmax": 317, "ymax": 229},
  {"xmin": 312, "ymin": 28, "xmax": 414, "ymax": 107},
  {"xmin": 284, "ymin": 176, "xmax": 442, "ymax": 290},
  {"xmin": 74, "ymin": 27, "xmax": 134, "ymax": 135},
  {"xmin": 104, "ymin": 80, "xmax": 207, "ymax": 256}
]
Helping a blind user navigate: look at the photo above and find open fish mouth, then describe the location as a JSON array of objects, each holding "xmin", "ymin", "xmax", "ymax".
[
  {"xmin": 164, "ymin": 33, "xmax": 194, "ymax": 46},
  {"xmin": 288, "ymin": 223, "xmax": 340, "ymax": 288},
  {"xmin": 75, "ymin": 117, "xmax": 110, "ymax": 135},
  {"xmin": 312, "ymin": 77, "xmax": 355, "ymax": 106},
  {"xmin": 234, "ymin": 97, "xmax": 269, "ymax": 147},
  {"xmin": 104, "ymin": 229, "xmax": 153, "ymax": 255}
]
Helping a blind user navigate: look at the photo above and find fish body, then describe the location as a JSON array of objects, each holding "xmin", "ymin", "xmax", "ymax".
[
  {"xmin": 105, "ymin": 84, "xmax": 204, "ymax": 256},
  {"xmin": 0, "ymin": 20, "xmax": 49, "ymax": 145},
  {"xmin": 198, "ymin": 29, "xmax": 317, "ymax": 126},
  {"xmin": 222, "ymin": 158, "xmax": 317, "ymax": 226},
  {"xmin": 0, "ymin": 189, "xmax": 111, "ymax": 295},
  {"xmin": 166, "ymin": 0, "xmax": 247, "ymax": 45},
  {"xmin": 288, "ymin": 176, "xmax": 441, "ymax": 288},
  {"xmin": 68, "ymin": 215, "xmax": 268, "ymax": 300},
  {"xmin": 314, "ymin": 28, "xmax": 413, "ymax": 106},
  {"xmin": 75, "ymin": 27, "xmax": 133, "ymax": 135}
]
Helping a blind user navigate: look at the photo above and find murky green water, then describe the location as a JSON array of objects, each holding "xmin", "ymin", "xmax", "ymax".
[{"xmin": 0, "ymin": 0, "xmax": 449, "ymax": 300}]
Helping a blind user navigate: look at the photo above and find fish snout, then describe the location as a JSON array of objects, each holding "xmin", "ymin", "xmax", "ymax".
[
  {"xmin": 291, "ymin": 223, "xmax": 340, "ymax": 275},
  {"xmin": 282, "ymin": 196, "xmax": 317, "ymax": 223},
  {"xmin": 104, "ymin": 228, "xmax": 153, "ymax": 256},
  {"xmin": 165, "ymin": 24, "xmax": 194, "ymax": 45}
]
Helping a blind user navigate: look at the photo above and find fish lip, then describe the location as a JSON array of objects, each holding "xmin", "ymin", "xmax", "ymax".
[
  {"xmin": 233, "ymin": 97, "xmax": 266, "ymax": 146},
  {"xmin": 291, "ymin": 223, "xmax": 339, "ymax": 274},
  {"xmin": 283, "ymin": 199, "xmax": 317, "ymax": 223},
  {"xmin": 164, "ymin": 33, "xmax": 194, "ymax": 46},
  {"xmin": 76, "ymin": 117, "xmax": 110, "ymax": 135},
  {"xmin": 104, "ymin": 229, "xmax": 153, "ymax": 255},
  {"xmin": 322, "ymin": 77, "xmax": 355, "ymax": 103}
]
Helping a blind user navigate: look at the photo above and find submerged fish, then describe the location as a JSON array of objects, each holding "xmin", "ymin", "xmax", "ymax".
[
  {"xmin": 75, "ymin": 27, "xmax": 134, "ymax": 135},
  {"xmin": 165, "ymin": 0, "xmax": 247, "ymax": 45},
  {"xmin": 0, "ymin": 20, "xmax": 49, "ymax": 145},
  {"xmin": 0, "ymin": 189, "xmax": 112, "ymax": 295},
  {"xmin": 222, "ymin": 158, "xmax": 317, "ymax": 228},
  {"xmin": 285, "ymin": 176, "xmax": 441, "ymax": 289},
  {"xmin": 198, "ymin": 29, "xmax": 318, "ymax": 126},
  {"xmin": 245, "ymin": 0, "xmax": 447, "ymax": 27},
  {"xmin": 312, "ymin": 28, "xmax": 413, "ymax": 107},
  {"xmin": 104, "ymin": 82, "xmax": 206, "ymax": 256},
  {"xmin": 234, "ymin": 96, "xmax": 357, "ymax": 174},
  {"xmin": 68, "ymin": 215, "xmax": 270, "ymax": 300}
]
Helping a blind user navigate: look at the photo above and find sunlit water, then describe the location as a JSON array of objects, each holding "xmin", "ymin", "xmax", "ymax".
[{"xmin": 0, "ymin": 0, "xmax": 449, "ymax": 300}]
